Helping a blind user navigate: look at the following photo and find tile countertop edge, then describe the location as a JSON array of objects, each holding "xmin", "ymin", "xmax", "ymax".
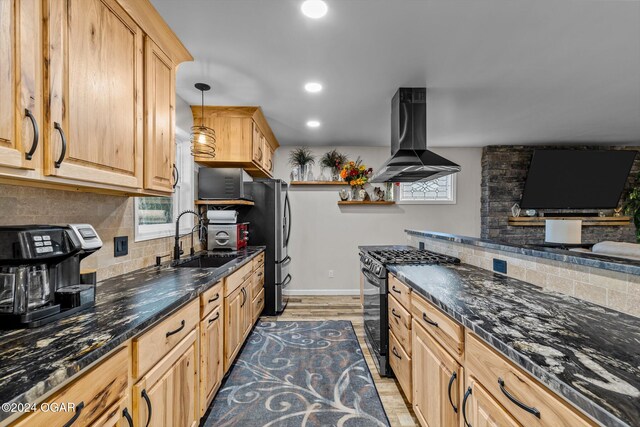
[
  {"xmin": 388, "ymin": 266, "xmax": 630, "ymax": 427},
  {"xmin": 0, "ymin": 247, "xmax": 265, "ymax": 424},
  {"xmin": 405, "ymin": 229, "xmax": 640, "ymax": 276}
]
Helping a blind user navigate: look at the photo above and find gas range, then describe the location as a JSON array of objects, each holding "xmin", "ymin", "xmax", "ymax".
[{"xmin": 360, "ymin": 248, "xmax": 459, "ymax": 278}]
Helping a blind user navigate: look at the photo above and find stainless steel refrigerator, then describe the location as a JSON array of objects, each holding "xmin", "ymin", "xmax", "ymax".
[{"xmin": 242, "ymin": 179, "xmax": 291, "ymax": 315}]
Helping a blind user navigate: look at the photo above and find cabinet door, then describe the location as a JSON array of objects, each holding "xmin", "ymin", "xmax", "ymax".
[
  {"xmin": 224, "ymin": 285, "xmax": 244, "ymax": 371},
  {"xmin": 466, "ymin": 380, "xmax": 521, "ymax": 427},
  {"xmin": 135, "ymin": 337, "xmax": 199, "ymax": 427},
  {"xmin": 412, "ymin": 321, "xmax": 462, "ymax": 427},
  {"xmin": 91, "ymin": 396, "xmax": 135, "ymax": 427},
  {"xmin": 200, "ymin": 306, "xmax": 223, "ymax": 415},
  {"xmin": 0, "ymin": 0, "xmax": 42, "ymax": 170},
  {"xmin": 144, "ymin": 37, "xmax": 175, "ymax": 193},
  {"xmin": 251, "ymin": 122, "xmax": 263, "ymax": 164},
  {"xmin": 46, "ymin": 0, "xmax": 143, "ymax": 188},
  {"xmin": 263, "ymin": 138, "xmax": 274, "ymax": 175},
  {"xmin": 242, "ymin": 284, "xmax": 253, "ymax": 337}
]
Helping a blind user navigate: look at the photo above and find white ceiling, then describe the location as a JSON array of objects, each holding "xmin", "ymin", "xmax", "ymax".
[{"xmin": 151, "ymin": 0, "xmax": 640, "ymax": 148}]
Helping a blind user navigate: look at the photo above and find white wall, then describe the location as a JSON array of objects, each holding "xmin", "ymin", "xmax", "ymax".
[{"xmin": 272, "ymin": 146, "xmax": 482, "ymax": 295}]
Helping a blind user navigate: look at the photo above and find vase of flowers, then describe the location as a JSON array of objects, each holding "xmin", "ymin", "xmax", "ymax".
[
  {"xmin": 623, "ymin": 171, "xmax": 640, "ymax": 242},
  {"xmin": 340, "ymin": 158, "xmax": 373, "ymax": 200},
  {"xmin": 288, "ymin": 147, "xmax": 315, "ymax": 181},
  {"xmin": 320, "ymin": 149, "xmax": 348, "ymax": 181}
]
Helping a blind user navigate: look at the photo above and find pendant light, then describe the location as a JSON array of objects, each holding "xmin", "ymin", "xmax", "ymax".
[{"xmin": 190, "ymin": 83, "xmax": 216, "ymax": 158}]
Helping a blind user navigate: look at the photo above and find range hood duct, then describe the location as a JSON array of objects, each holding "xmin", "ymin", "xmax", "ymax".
[{"xmin": 370, "ymin": 88, "xmax": 461, "ymax": 183}]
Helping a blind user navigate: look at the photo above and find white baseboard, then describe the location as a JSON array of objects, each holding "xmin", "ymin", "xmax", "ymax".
[{"xmin": 285, "ymin": 289, "xmax": 360, "ymax": 296}]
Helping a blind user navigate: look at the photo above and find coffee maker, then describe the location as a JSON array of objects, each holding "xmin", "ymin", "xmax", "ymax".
[{"xmin": 0, "ymin": 224, "xmax": 102, "ymax": 328}]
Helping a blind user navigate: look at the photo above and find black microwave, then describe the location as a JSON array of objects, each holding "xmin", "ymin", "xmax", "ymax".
[{"xmin": 198, "ymin": 168, "xmax": 253, "ymax": 201}]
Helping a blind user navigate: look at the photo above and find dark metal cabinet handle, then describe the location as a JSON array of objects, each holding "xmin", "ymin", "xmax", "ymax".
[
  {"xmin": 392, "ymin": 346, "xmax": 401, "ymax": 359},
  {"xmin": 165, "ymin": 319, "xmax": 185, "ymax": 337},
  {"xmin": 422, "ymin": 312, "xmax": 439, "ymax": 327},
  {"xmin": 24, "ymin": 109, "xmax": 39, "ymax": 160},
  {"xmin": 268, "ymin": 159, "xmax": 273, "ymax": 171},
  {"xmin": 172, "ymin": 163, "xmax": 179, "ymax": 189},
  {"xmin": 240, "ymin": 288, "xmax": 247, "ymax": 307},
  {"xmin": 391, "ymin": 285, "xmax": 402, "ymax": 294},
  {"xmin": 62, "ymin": 401, "xmax": 84, "ymax": 427},
  {"xmin": 498, "ymin": 378, "xmax": 541, "ymax": 418},
  {"xmin": 391, "ymin": 308, "xmax": 402, "ymax": 319},
  {"xmin": 54, "ymin": 122, "xmax": 67, "ymax": 168},
  {"xmin": 447, "ymin": 371, "xmax": 458, "ymax": 413},
  {"xmin": 208, "ymin": 293, "xmax": 220, "ymax": 303},
  {"xmin": 141, "ymin": 389, "xmax": 152, "ymax": 427},
  {"xmin": 208, "ymin": 312, "xmax": 220, "ymax": 324},
  {"xmin": 462, "ymin": 387, "xmax": 472, "ymax": 427},
  {"xmin": 122, "ymin": 407, "xmax": 134, "ymax": 427}
]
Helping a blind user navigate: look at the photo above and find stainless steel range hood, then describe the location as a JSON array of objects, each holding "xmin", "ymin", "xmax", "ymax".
[{"xmin": 370, "ymin": 88, "xmax": 461, "ymax": 183}]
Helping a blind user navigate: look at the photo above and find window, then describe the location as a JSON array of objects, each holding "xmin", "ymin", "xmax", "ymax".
[
  {"xmin": 134, "ymin": 141, "xmax": 195, "ymax": 241},
  {"xmin": 396, "ymin": 174, "xmax": 456, "ymax": 204}
]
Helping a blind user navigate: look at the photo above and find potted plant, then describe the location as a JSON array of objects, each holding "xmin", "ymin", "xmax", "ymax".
[
  {"xmin": 320, "ymin": 149, "xmax": 349, "ymax": 181},
  {"xmin": 288, "ymin": 147, "xmax": 315, "ymax": 181},
  {"xmin": 623, "ymin": 171, "xmax": 640, "ymax": 242},
  {"xmin": 340, "ymin": 158, "xmax": 373, "ymax": 200}
]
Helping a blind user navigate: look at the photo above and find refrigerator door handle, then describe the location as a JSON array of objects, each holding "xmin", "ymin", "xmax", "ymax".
[
  {"xmin": 280, "ymin": 274, "xmax": 292, "ymax": 288},
  {"xmin": 276, "ymin": 255, "xmax": 291, "ymax": 266},
  {"xmin": 284, "ymin": 191, "xmax": 291, "ymax": 246}
]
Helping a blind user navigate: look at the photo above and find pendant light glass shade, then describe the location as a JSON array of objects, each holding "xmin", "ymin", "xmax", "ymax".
[{"xmin": 190, "ymin": 83, "xmax": 216, "ymax": 158}]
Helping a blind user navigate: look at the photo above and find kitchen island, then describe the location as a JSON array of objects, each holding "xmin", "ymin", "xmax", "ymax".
[
  {"xmin": 0, "ymin": 247, "xmax": 265, "ymax": 425},
  {"xmin": 388, "ymin": 260, "xmax": 639, "ymax": 427}
]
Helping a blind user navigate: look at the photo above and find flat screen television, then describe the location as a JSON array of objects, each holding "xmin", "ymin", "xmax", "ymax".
[{"xmin": 519, "ymin": 150, "xmax": 637, "ymax": 209}]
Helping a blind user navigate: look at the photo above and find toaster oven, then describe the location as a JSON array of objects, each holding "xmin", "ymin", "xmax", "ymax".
[{"xmin": 207, "ymin": 223, "xmax": 249, "ymax": 251}]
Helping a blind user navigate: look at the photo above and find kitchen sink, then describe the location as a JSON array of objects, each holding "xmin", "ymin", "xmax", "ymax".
[{"xmin": 174, "ymin": 253, "xmax": 240, "ymax": 268}]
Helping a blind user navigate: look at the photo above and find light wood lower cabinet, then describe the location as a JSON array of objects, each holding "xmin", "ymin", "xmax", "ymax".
[
  {"xmin": 91, "ymin": 396, "xmax": 134, "ymax": 427},
  {"xmin": 133, "ymin": 329, "xmax": 199, "ymax": 427},
  {"xmin": 412, "ymin": 320, "xmax": 461, "ymax": 427},
  {"xmin": 224, "ymin": 279, "xmax": 251, "ymax": 372},
  {"xmin": 464, "ymin": 380, "xmax": 521, "ymax": 427},
  {"xmin": 200, "ymin": 306, "xmax": 223, "ymax": 416}
]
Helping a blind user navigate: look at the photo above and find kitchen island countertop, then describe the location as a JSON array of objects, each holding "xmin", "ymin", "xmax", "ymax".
[
  {"xmin": 387, "ymin": 261, "xmax": 640, "ymax": 427},
  {"xmin": 0, "ymin": 247, "xmax": 265, "ymax": 423}
]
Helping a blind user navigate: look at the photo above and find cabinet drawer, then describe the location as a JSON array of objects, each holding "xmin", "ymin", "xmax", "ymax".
[
  {"xmin": 13, "ymin": 348, "xmax": 128, "ymax": 427},
  {"xmin": 251, "ymin": 268, "xmax": 265, "ymax": 300},
  {"xmin": 252, "ymin": 252, "xmax": 265, "ymax": 270},
  {"xmin": 225, "ymin": 261, "xmax": 253, "ymax": 296},
  {"xmin": 252, "ymin": 288, "xmax": 265, "ymax": 322},
  {"xmin": 388, "ymin": 273, "xmax": 411, "ymax": 311},
  {"xmin": 411, "ymin": 292, "xmax": 464, "ymax": 360},
  {"xmin": 200, "ymin": 281, "xmax": 223, "ymax": 318},
  {"xmin": 133, "ymin": 299, "xmax": 198, "ymax": 379},
  {"xmin": 466, "ymin": 333, "xmax": 595, "ymax": 427},
  {"xmin": 388, "ymin": 294, "xmax": 412, "ymax": 356},
  {"xmin": 389, "ymin": 330, "xmax": 412, "ymax": 404}
]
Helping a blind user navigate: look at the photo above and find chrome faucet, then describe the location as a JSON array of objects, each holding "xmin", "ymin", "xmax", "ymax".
[{"xmin": 174, "ymin": 210, "xmax": 205, "ymax": 261}]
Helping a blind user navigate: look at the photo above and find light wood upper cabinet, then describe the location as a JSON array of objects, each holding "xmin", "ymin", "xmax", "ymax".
[
  {"xmin": 192, "ymin": 106, "xmax": 279, "ymax": 178},
  {"xmin": 45, "ymin": 0, "xmax": 144, "ymax": 188},
  {"xmin": 144, "ymin": 37, "xmax": 176, "ymax": 192},
  {"xmin": 0, "ymin": 0, "xmax": 42, "ymax": 171}
]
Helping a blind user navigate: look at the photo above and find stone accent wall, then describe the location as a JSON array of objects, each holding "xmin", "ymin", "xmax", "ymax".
[
  {"xmin": 408, "ymin": 234, "xmax": 640, "ymax": 318},
  {"xmin": 0, "ymin": 184, "xmax": 200, "ymax": 281},
  {"xmin": 481, "ymin": 145, "xmax": 640, "ymax": 244}
]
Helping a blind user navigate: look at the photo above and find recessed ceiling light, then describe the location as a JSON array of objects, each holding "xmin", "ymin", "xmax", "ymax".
[
  {"xmin": 304, "ymin": 82, "xmax": 323, "ymax": 93},
  {"xmin": 301, "ymin": 0, "xmax": 328, "ymax": 19},
  {"xmin": 306, "ymin": 120, "xmax": 321, "ymax": 128}
]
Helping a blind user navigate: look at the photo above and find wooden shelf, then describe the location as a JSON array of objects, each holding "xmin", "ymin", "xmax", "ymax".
[
  {"xmin": 338, "ymin": 201, "xmax": 396, "ymax": 206},
  {"xmin": 195, "ymin": 200, "xmax": 255, "ymax": 206},
  {"xmin": 291, "ymin": 181, "xmax": 348, "ymax": 186},
  {"xmin": 508, "ymin": 216, "xmax": 631, "ymax": 227}
]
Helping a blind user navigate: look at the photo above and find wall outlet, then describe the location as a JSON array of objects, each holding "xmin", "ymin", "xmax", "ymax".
[
  {"xmin": 419, "ymin": 242, "xmax": 425, "ymax": 250},
  {"xmin": 493, "ymin": 258, "xmax": 507, "ymax": 274},
  {"xmin": 328, "ymin": 270, "xmax": 334, "ymax": 278},
  {"xmin": 114, "ymin": 236, "xmax": 129, "ymax": 257}
]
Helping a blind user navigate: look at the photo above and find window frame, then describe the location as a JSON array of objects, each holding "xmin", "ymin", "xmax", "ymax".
[
  {"xmin": 394, "ymin": 174, "xmax": 457, "ymax": 205},
  {"xmin": 134, "ymin": 140, "xmax": 195, "ymax": 242}
]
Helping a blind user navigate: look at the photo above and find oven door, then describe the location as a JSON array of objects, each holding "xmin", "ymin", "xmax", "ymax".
[{"xmin": 361, "ymin": 262, "xmax": 389, "ymax": 375}]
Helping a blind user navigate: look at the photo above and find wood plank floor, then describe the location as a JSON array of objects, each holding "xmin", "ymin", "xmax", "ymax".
[{"xmin": 262, "ymin": 296, "xmax": 419, "ymax": 427}]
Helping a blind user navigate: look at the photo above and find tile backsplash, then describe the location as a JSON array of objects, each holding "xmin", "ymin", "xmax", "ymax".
[
  {"xmin": 411, "ymin": 235, "xmax": 640, "ymax": 318},
  {"xmin": 0, "ymin": 184, "xmax": 198, "ymax": 281}
]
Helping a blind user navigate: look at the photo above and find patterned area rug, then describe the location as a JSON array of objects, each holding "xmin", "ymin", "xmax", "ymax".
[{"xmin": 203, "ymin": 320, "xmax": 390, "ymax": 427}]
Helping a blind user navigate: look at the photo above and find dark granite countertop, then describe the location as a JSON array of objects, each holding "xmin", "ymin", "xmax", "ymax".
[
  {"xmin": 405, "ymin": 229, "xmax": 640, "ymax": 276},
  {"xmin": 387, "ymin": 261, "xmax": 640, "ymax": 427},
  {"xmin": 0, "ymin": 247, "xmax": 265, "ymax": 423}
]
